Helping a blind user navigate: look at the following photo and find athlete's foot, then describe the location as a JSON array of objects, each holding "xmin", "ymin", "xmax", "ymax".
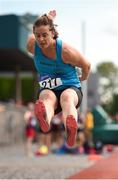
[
  {"xmin": 66, "ymin": 115, "xmax": 78, "ymax": 147},
  {"xmin": 34, "ymin": 100, "xmax": 50, "ymax": 133}
]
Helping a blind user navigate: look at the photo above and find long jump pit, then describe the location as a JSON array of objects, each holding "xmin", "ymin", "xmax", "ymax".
[{"xmin": 68, "ymin": 147, "xmax": 118, "ymax": 179}]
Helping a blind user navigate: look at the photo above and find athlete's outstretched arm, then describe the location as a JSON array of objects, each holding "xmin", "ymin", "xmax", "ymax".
[
  {"xmin": 62, "ymin": 42, "xmax": 91, "ymax": 81},
  {"xmin": 27, "ymin": 34, "xmax": 35, "ymax": 55}
]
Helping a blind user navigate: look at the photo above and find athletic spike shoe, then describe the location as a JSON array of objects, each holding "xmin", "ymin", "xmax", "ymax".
[
  {"xmin": 34, "ymin": 100, "xmax": 50, "ymax": 133},
  {"xmin": 66, "ymin": 115, "xmax": 78, "ymax": 147}
]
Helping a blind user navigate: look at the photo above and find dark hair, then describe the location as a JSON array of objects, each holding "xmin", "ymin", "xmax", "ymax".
[{"xmin": 33, "ymin": 14, "xmax": 59, "ymax": 39}]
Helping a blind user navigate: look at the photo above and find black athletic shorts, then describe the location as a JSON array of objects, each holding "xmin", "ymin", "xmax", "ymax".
[{"xmin": 38, "ymin": 86, "xmax": 83, "ymax": 115}]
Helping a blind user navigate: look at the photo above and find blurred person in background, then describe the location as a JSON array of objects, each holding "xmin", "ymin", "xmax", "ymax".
[
  {"xmin": 27, "ymin": 10, "xmax": 90, "ymax": 147},
  {"xmin": 36, "ymin": 128, "xmax": 52, "ymax": 155},
  {"xmin": 51, "ymin": 112, "xmax": 64, "ymax": 150},
  {"xmin": 0, "ymin": 104, "xmax": 6, "ymax": 112},
  {"xmin": 84, "ymin": 108, "xmax": 94, "ymax": 148},
  {"xmin": 76, "ymin": 112, "xmax": 86, "ymax": 154},
  {"xmin": 24, "ymin": 102, "xmax": 37, "ymax": 157}
]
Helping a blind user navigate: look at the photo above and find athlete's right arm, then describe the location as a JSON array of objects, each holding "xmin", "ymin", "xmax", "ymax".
[{"xmin": 26, "ymin": 34, "xmax": 35, "ymax": 55}]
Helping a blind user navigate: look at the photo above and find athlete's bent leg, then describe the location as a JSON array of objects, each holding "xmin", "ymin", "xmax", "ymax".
[
  {"xmin": 60, "ymin": 89, "xmax": 79, "ymax": 147},
  {"xmin": 35, "ymin": 89, "xmax": 57, "ymax": 133}
]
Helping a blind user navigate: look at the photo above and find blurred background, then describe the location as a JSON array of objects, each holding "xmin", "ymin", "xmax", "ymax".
[{"xmin": 0, "ymin": 1, "xmax": 118, "ymax": 178}]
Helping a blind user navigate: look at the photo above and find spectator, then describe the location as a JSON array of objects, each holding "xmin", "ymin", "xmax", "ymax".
[
  {"xmin": 24, "ymin": 102, "xmax": 37, "ymax": 157},
  {"xmin": 84, "ymin": 108, "xmax": 94, "ymax": 147},
  {"xmin": 76, "ymin": 112, "xmax": 86, "ymax": 153},
  {"xmin": 51, "ymin": 113, "xmax": 64, "ymax": 150}
]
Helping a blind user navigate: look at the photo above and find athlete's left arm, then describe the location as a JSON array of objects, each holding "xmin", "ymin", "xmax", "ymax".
[{"xmin": 62, "ymin": 43, "xmax": 91, "ymax": 81}]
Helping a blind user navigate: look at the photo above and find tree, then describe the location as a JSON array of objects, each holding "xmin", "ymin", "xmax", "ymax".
[
  {"xmin": 110, "ymin": 94, "xmax": 118, "ymax": 115},
  {"xmin": 96, "ymin": 61, "xmax": 118, "ymax": 114},
  {"xmin": 97, "ymin": 62, "xmax": 118, "ymax": 78}
]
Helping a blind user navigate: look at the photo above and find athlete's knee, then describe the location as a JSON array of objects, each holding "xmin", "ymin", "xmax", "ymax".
[
  {"xmin": 40, "ymin": 90, "xmax": 56, "ymax": 101},
  {"xmin": 60, "ymin": 89, "xmax": 78, "ymax": 107},
  {"xmin": 60, "ymin": 91, "xmax": 72, "ymax": 105}
]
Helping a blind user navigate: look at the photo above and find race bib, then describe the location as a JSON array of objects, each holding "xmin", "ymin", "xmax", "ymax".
[{"xmin": 39, "ymin": 77, "xmax": 62, "ymax": 89}]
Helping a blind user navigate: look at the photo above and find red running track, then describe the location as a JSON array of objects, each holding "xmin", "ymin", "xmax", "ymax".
[{"xmin": 68, "ymin": 149, "xmax": 118, "ymax": 179}]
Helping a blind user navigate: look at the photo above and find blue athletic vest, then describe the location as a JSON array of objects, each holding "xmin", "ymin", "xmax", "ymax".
[{"xmin": 33, "ymin": 38, "xmax": 81, "ymax": 90}]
